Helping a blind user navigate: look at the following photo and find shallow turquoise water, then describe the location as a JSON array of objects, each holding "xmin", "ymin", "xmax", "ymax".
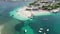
[
  {"xmin": 0, "ymin": 0, "xmax": 60, "ymax": 34},
  {"xmin": 13, "ymin": 12, "xmax": 60, "ymax": 34},
  {"xmin": 12, "ymin": 7, "xmax": 60, "ymax": 34}
]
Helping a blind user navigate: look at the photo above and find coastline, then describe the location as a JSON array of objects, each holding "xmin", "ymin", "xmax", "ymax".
[{"xmin": 9, "ymin": 6, "xmax": 52, "ymax": 20}]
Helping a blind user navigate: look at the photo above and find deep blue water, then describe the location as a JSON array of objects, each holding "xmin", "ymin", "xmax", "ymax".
[
  {"xmin": 0, "ymin": 0, "xmax": 34, "ymax": 24},
  {"xmin": 0, "ymin": 0, "xmax": 60, "ymax": 34},
  {"xmin": 29, "ymin": 14, "xmax": 60, "ymax": 34}
]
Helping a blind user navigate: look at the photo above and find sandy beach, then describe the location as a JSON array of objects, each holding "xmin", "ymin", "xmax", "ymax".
[
  {"xmin": 17, "ymin": 6, "xmax": 51, "ymax": 17},
  {"xmin": 9, "ymin": 6, "xmax": 52, "ymax": 20},
  {"xmin": 50, "ymin": 8, "xmax": 60, "ymax": 12}
]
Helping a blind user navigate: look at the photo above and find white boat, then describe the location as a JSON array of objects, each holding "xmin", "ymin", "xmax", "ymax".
[{"xmin": 24, "ymin": 29, "xmax": 27, "ymax": 33}]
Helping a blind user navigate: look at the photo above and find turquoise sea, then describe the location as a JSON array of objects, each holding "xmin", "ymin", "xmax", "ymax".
[{"xmin": 0, "ymin": 0, "xmax": 60, "ymax": 34}]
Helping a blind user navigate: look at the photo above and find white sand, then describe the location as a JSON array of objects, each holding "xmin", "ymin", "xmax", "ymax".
[
  {"xmin": 9, "ymin": 6, "xmax": 51, "ymax": 20},
  {"xmin": 31, "ymin": 10, "xmax": 51, "ymax": 16},
  {"xmin": 17, "ymin": 6, "xmax": 32, "ymax": 18},
  {"xmin": 50, "ymin": 8, "xmax": 60, "ymax": 12},
  {"xmin": 17, "ymin": 6, "xmax": 51, "ymax": 17}
]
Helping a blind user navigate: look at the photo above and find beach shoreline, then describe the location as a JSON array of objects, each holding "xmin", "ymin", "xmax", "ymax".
[{"xmin": 9, "ymin": 6, "xmax": 52, "ymax": 20}]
